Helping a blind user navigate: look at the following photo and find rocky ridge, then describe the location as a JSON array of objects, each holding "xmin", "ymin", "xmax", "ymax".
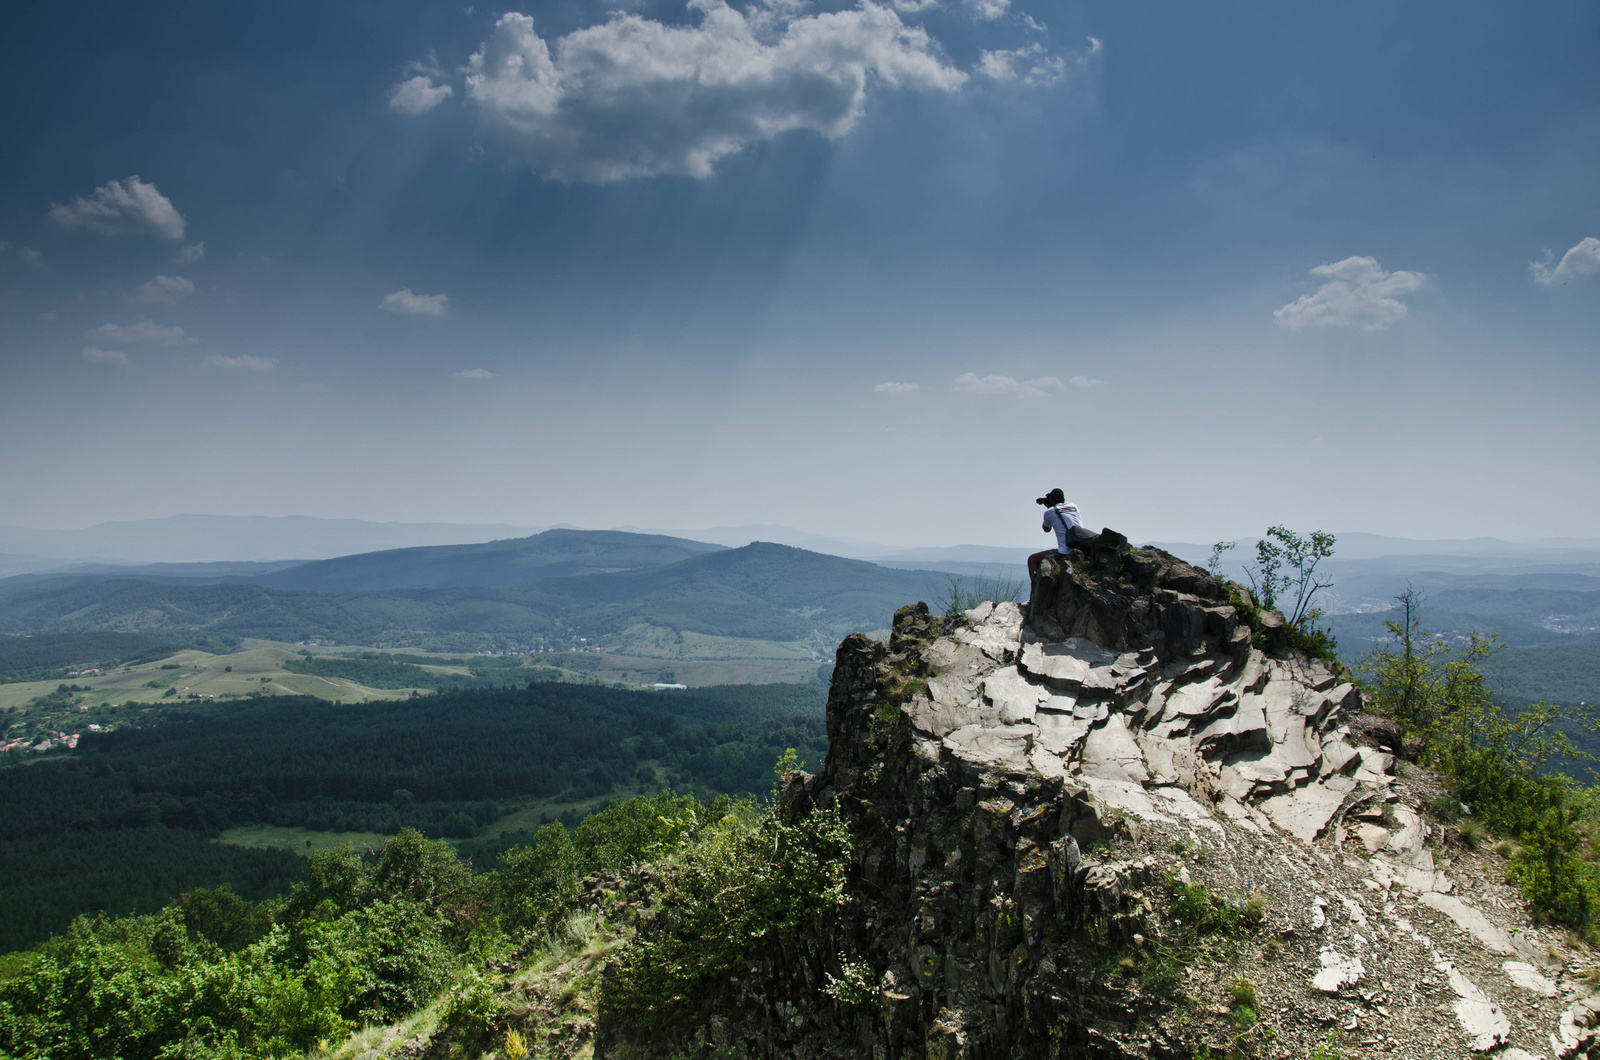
[
  {"xmin": 384, "ymin": 543, "xmax": 1600, "ymax": 1060},
  {"xmin": 622, "ymin": 545, "xmax": 1596, "ymax": 1059}
]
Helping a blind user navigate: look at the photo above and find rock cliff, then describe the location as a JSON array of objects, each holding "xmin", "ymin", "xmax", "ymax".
[{"xmin": 620, "ymin": 545, "xmax": 1593, "ymax": 1059}]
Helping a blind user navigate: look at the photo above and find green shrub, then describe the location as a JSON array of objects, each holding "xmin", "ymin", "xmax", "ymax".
[
  {"xmin": 575, "ymin": 789, "xmax": 724, "ymax": 873},
  {"xmin": 600, "ymin": 803, "xmax": 853, "ymax": 1025},
  {"xmin": 440, "ymin": 967, "xmax": 503, "ymax": 1049},
  {"xmin": 1509, "ymin": 802, "xmax": 1600, "ymax": 925},
  {"xmin": 821, "ymin": 959, "xmax": 875, "ymax": 1006},
  {"xmin": 495, "ymin": 822, "xmax": 582, "ymax": 938},
  {"xmin": 1138, "ymin": 952, "xmax": 1183, "ymax": 995},
  {"xmin": 1169, "ymin": 881, "xmax": 1258, "ymax": 939},
  {"xmin": 1361, "ymin": 590, "xmax": 1600, "ymax": 926},
  {"xmin": 1230, "ymin": 976, "xmax": 1257, "ymax": 1007}
]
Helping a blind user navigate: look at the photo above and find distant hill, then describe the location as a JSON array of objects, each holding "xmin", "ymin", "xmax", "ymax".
[
  {"xmin": 521, "ymin": 543, "xmax": 951, "ymax": 639},
  {"xmin": 253, "ymin": 529, "xmax": 726, "ymax": 591},
  {"xmin": 1325, "ymin": 594, "xmax": 1600, "ymax": 710},
  {"xmin": 0, "ymin": 543, "xmax": 952, "ymax": 649},
  {"xmin": 1322, "ymin": 608, "xmax": 1577, "ymax": 652},
  {"xmin": 1491, "ymin": 635, "xmax": 1600, "ymax": 706},
  {"xmin": 0, "ymin": 515, "xmax": 551, "ymax": 564}
]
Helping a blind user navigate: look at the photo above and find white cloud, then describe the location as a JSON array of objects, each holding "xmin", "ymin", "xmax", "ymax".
[
  {"xmin": 205, "ymin": 354, "xmax": 276, "ymax": 371},
  {"xmin": 954, "ymin": 372, "xmax": 1065, "ymax": 396},
  {"xmin": 1531, "ymin": 237, "xmax": 1600, "ymax": 286},
  {"xmin": 874, "ymin": 381, "xmax": 918, "ymax": 393},
  {"xmin": 456, "ymin": 1, "xmax": 966, "ymax": 182},
  {"xmin": 1068, "ymin": 375, "xmax": 1104, "ymax": 388},
  {"xmin": 390, "ymin": 75, "xmax": 455, "ymax": 115},
  {"xmin": 81, "ymin": 346, "xmax": 127, "ymax": 364},
  {"xmin": 48, "ymin": 176, "xmax": 187, "ymax": 239},
  {"xmin": 174, "ymin": 242, "xmax": 205, "ymax": 264},
  {"xmin": 130, "ymin": 275, "xmax": 196, "ymax": 304},
  {"xmin": 381, "ymin": 288, "xmax": 449, "ymax": 316},
  {"xmin": 453, "ymin": 368, "xmax": 495, "ymax": 378},
  {"xmin": 17, "ymin": 247, "xmax": 44, "ymax": 269},
  {"xmin": 1273, "ymin": 256, "xmax": 1426, "ymax": 331},
  {"xmin": 978, "ymin": 42, "xmax": 1066, "ymax": 86},
  {"xmin": 86, "ymin": 317, "xmax": 192, "ymax": 345},
  {"xmin": 964, "ymin": 0, "xmax": 1009, "ymax": 20}
]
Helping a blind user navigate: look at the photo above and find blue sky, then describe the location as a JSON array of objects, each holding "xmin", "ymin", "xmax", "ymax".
[{"xmin": 1, "ymin": 0, "xmax": 1596, "ymax": 547}]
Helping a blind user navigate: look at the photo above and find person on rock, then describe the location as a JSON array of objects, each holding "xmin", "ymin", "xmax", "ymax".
[{"xmin": 1027, "ymin": 488, "xmax": 1099, "ymax": 580}]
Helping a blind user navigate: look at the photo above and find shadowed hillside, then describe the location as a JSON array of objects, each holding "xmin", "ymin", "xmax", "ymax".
[
  {"xmin": 0, "ymin": 543, "xmax": 952, "ymax": 648},
  {"xmin": 253, "ymin": 529, "xmax": 725, "ymax": 591}
]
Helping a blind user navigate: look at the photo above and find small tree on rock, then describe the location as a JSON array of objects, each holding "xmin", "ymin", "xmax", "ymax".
[{"xmin": 1243, "ymin": 526, "xmax": 1336, "ymax": 629}]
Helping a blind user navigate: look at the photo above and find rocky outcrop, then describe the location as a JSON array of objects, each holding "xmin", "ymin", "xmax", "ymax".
[{"xmin": 603, "ymin": 545, "xmax": 1590, "ymax": 1059}]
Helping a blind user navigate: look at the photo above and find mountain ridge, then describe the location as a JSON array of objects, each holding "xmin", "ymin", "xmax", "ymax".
[{"xmin": 0, "ymin": 542, "xmax": 953, "ymax": 648}]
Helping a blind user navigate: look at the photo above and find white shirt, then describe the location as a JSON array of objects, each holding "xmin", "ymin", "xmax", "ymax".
[{"xmin": 1043, "ymin": 503, "xmax": 1083, "ymax": 552}]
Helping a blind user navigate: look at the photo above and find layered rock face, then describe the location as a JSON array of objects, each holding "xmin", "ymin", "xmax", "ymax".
[
  {"xmin": 641, "ymin": 544, "xmax": 1590, "ymax": 1060},
  {"xmin": 899, "ymin": 549, "xmax": 1375, "ymax": 848}
]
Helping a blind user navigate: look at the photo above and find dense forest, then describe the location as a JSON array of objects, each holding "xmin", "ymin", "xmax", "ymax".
[
  {"xmin": 1489, "ymin": 635, "xmax": 1600, "ymax": 706},
  {"xmin": 1328, "ymin": 607, "xmax": 1600, "ymax": 708},
  {"xmin": 0, "ymin": 632, "xmax": 189, "ymax": 683},
  {"xmin": 0, "ymin": 681, "xmax": 826, "ymax": 952}
]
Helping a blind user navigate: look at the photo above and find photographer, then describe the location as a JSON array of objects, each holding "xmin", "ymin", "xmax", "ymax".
[{"xmin": 1027, "ymin": 488, "xmax": 1099, "ymax": 579}]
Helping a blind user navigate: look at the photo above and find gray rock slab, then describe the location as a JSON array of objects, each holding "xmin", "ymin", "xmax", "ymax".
[
  {"xmin": 1310, "ymin": 947, "xmax": 1364, "ymax": 992},
  {"xmin": 1034, "ymin": 711, "xmax": 1092, "ymax": 757},
  {"xmin": 1258, "ymin": 776, "xmax": 1355, "ymax": 843},
  {"xmin": 1384, "ymin": 805, "xmax": 1424, "ymax": 856},
  {"xmin": 1421, "ymin": 893, "xmax": 1524, "ymax": 958},
  {"xmin": 942, "ymin": 723, "xmax": 1036, "ymax": 773},
  {"xmin": 1352, "ymin": 747, "xmax": 1396, "ymax": 784},
  {"xmin": 980, "ymin": 666, "xmax": 1051, "ymax": 725},
  {"xmin": 1080, "ymin": 776, "xmax": 1173, "ymax": 824},
  {"xmin": 1160, "ymin": 676, "xmax": 1232, "ymax": 719},
  {"xmin": 1445, "ymin": 965, "xmax": 1510, "ymax": 1052},
  {"xmin": 1195, "ymin": 694, "xmax": 1270, "ymax": 757},
  {"xmin": 1079, "ymin": 714, "xmax": 1150, "ymax": 784},
  {"xmin": 922, "ymin": 639, "xmax": 990, "ymax": 683},
  {"xmin": 1369, "ymin": 852, "xmax": 1453, "ymax": 895},
  {"xmin": 1502, "ymin": 960, "xmax": 1558, "ymax": 997},
  {"xmin": 1146, "ymin": 784, "xmax": 1222, "ymax": 828},
  {"xmin": 1018, "ymin": 640, "xmax": 1095, "ymax": 689},
  {"xmin": 1018, "ymin": 638, "xmax": 1142, "ymax": 695},
  {"xmin": 955, "ymin": 602, "xmax": 1023, "ymax": 661},
  {"xmin": 1355, "ymin": 822, "xmax": 1390, "ymax": 853},
  {"xmin": 1137, "ymin": 732, "xmax": 1210, "ymax": 792},
  {"xmin": 1219, "ymin": 744, "xmax": 1296, "ymax": 797},
  {"xmin": 1319, "ymin": 736, "xmax": 1359, "ymax": 777}
]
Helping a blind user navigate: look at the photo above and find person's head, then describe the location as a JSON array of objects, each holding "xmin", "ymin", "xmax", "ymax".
[{"xmin": 1035, "ymin": 488, "xmax": 1065, "ymax": 506}]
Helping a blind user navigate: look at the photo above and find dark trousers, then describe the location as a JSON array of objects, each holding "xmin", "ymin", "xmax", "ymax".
[
  {"xmin": 1027, "ymin": 549, "xmax": 1067, "ymax": 579},
  {"xmin": 1028, "ymin": 529, "xmax": 1099, "ymax": 578}
]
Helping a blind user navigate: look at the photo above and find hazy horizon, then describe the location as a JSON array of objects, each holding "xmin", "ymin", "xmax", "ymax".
[
  {"xmin": 3, "ymin": 512, "xmax": 1598, "ymax": 568},
  {"xmin": 3, "ymin": 1, "xmax": 1596, "ymax": 543}
]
